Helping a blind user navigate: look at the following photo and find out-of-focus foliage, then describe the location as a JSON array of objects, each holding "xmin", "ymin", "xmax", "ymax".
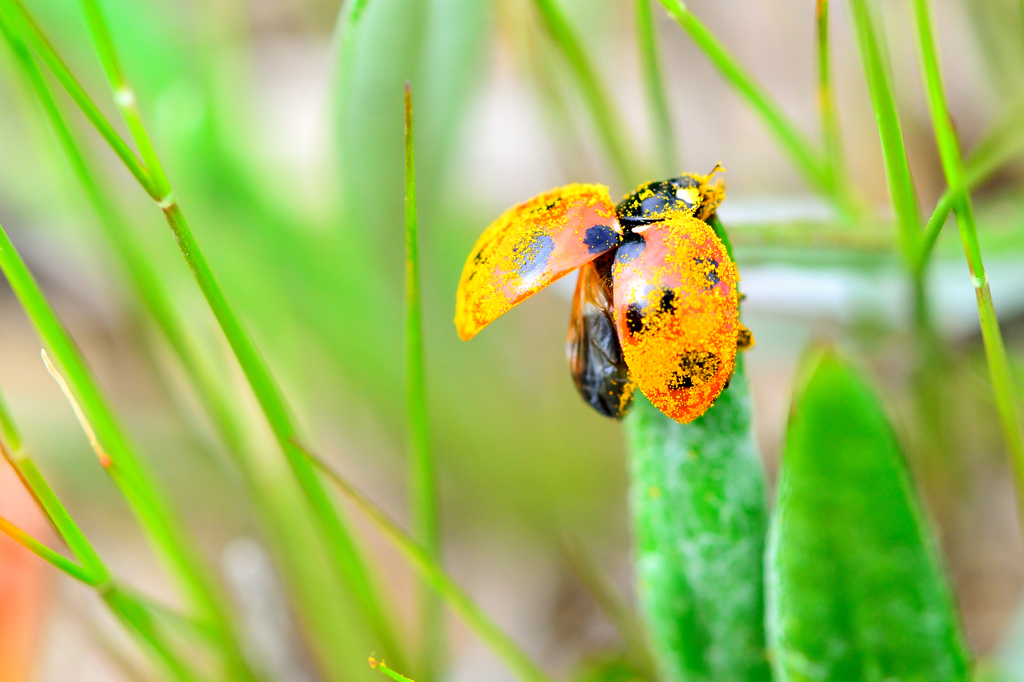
[
  {"xmin": 0, "ymin": 0, "xmax": 1022, "ymax": 679},
  {"xmin": 768, "ymin": 351, "xmax": 969, "ymax": 681}
]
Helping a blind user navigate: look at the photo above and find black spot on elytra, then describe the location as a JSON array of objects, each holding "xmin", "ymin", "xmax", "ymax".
[
  {"xmin": 695, "ymin": 257, "xmax": 720, "ymax": 288},
  {"xmin": 516, "ymin": 234, "xmax": 555, "ymax": 279},
  {"xmin": 626, "ymin": 304, "xmax": 644, "ymax": 335},
  {"xmin": 614, "ymin": 240, "xmax": 646, "ymax": 266},
  {"xmin": 667, "ymin": 351, "xmax": 720, "ymax": 390},
  {"xmin": 583, "ymin": 224, "xmax": 620, "ymax": 253},
  {"xmin": 659, "ymin": 289, "xmax": 676, "ymax": 314}
]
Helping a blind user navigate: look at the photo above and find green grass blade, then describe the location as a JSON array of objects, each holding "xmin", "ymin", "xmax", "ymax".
[
  {"xmin": 910, "ymin": 0, "xmax": 1024, "ymax": 546},
  {"xmin": 0, "ymin": 0, "xmax": 154, "ymax": 197},
  {"xmin": 532, "ymin": 0, "xmax": 640, "ymax": 188},
  {"xmin": 77, "ymin": 0, "xmax": 170, "ymax": 200},
  {"xmin": 560, "ymin": 537, "xmax": 658, "ymax": 680},
  {"xmin": 1, "ymin": 14, "xmax": 375, "ymax": 678},
  {"xmin": 405, "ymin": 84, "xmax": 444, "ymax": 680},
  {"xmin": 161, "ymin": 202, "xmax": 404, "ymax": 664},
  {"xmin": 371, "ymin": 658, "xmax": 416, "ymax": 682},
  {"xmin": 767, "ymin": 351, "xmax": 969, "ymax": 679},
  {"xmin": 47, "ymin": 0, "xmax": 403, "ymax": 663},
  {"xmin": 623, "ymin": 360, "xmax": 770, "ymax": 682},
  {"xmin": 915, "ymin": 105, "xmax": 1024, "ymax": 269},
  {"xmin": 298, "ymin": 442, "xmax": 556, "ymax": 682},
  {"xmin": 0, "ymin": 381, "xmax": 215, "ymax": 680},
  {"xmin": 0, "ymin": 216, "xmax": 253, "ymax": 680},
  {"xmin": 333, "ymin": 0, "xmax": 372, "ymax": 117},
  {"xmin": 635, "ymin": 0, "xmax": 678, "ymax": 176},
  {"xmin": 0, "ymin": 0, "xmax": 252, "ymax": 501},
  {"xmin": 0, "ymin": 514, "xmax": 97, "ymax": 584},
  {"xmin": 816, "ymin": 0, "xmax": 845, "ymax": 192},
  {"xmin": 847, "ymin": 0, "xmax": 921, "ymax": 263},
  {"xmin": 656, "ymin": 0, "xmax": 830, "ymax": 198},
  {"xmin": 102, "ymin": 585, "xmax": 209, "ymax": 682}
]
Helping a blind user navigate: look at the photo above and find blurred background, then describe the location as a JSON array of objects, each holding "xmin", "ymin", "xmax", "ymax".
[{"xmin": 1, "ymin": 0, "xmax": 1023, "ymax": 679}]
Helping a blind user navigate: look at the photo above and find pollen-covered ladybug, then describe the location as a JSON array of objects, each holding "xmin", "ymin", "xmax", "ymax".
[{"xmin": 454, "ymin": 168, "xmax": 753, "ymax": 424}]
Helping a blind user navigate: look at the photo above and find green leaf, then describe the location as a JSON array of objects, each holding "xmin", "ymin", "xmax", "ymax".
[
  {"xmin": 624, "ymin": 359, "xmax": 771, "ymax": 682},
  {"xmin": 767, "ymin": 351, "xmax": 970, "ymax": 681}
]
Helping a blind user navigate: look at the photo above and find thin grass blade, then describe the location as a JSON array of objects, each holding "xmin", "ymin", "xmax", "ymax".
[
  {"xmin": 656, "ymin": 0, "xmax": 831, "ymax": 200},
  {"xmin": 532, "ymin": 0, "xmax": 640, "ymax": 188},
  {"xmin": 816, "ymin": 0, "xmax": 845, "ymax": 193},
  {"xmin": 0, "ymin": 515, "xmax": 97, "ymax": 584},
  {"xmin": 0, "ymin": 0, "xmax": 154, "ymax": 196},
  {"xmin": 36, "ymin": 0, "xmax": 405, "ymax": 663},
  {"xmin": 847, "ymin": 0, "xmax": 921, "ymax": 263},
  {"xmin": 297, "ymin": 441, "xmax": 555, "ymax": 682},
  {"xmin": 635, "ymin": 0, "xmax": 678, "ymax": 176},
  {"xmin": 910, "ymin": 0, "xmax": 1024, "ymax": 547},
  {"xmin": 405, "ymin": 83, "xmax": 444, "ymax": 680},
  {"xmin": 0, "ymin": 216, "xmax": 255, "ymax": 680}
]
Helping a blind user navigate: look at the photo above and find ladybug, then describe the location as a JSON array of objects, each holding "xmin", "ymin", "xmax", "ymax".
[{"xmin": 454, "ymin": 168, "xmax": 754, "ymax": 424}]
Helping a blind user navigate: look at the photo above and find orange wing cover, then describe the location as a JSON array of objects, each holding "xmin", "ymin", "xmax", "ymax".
[
  {"xmin": 612, "ymin": 214, "xmax": 740, "ymax": 423},
  {"xmin": 455, "ymin": 184, "xmax": 621, "ymax": 340}
]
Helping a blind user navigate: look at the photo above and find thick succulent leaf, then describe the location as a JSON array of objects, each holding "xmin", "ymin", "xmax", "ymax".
[
  {"xmin": 455, "ymin": 184, "xmax": 621, "ymax": 340},
  {"xmin": 612, "ymin": 215, "xmax": 739, "ymax": 423},
  {"xmin": 625, "ymin": 359, "xmax": 771, "ymax": 682},
  {"xmin": 767, "ymin": 351, "xmax": 970, "ymax": 682}
]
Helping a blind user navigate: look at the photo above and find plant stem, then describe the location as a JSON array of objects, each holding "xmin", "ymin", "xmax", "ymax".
[
  {"xmin": 0, "ymin": 0, "xmax": 256, "ymax": 497},
  {"xmin": 405, "ymin": 84, "xmax": 444, "ymax": 680},
  {"xmin": 532, "ymin": 0, "xmax": 640, "ymax": 188},
  {"xmin": 102, "ymin": 584, "xmax": 208, "ymax": 682},
  {"xmin": 299, "ymin": 442, "xmax": 556, "ymax": 682},
  {"xmin": 0, "ymin": 393, "xmax": 206, "ymax": 681},
  {"xmin": 56, "ymin": 0, "xmax": 403, "ymax": 663},
  {"xmin": 625, "ymin": 364, "xmax": 770, "ymax": 682},
  {"xmin": 914, "ymin": 101, "xmax": 1024, "ymax": 271},
  {"xmin": 910, "ymin": 0, "xmax": 1024, "ymax": 540},
  {"xmin": 162, "ymin": 202, "xmax": 402, "ymax": 659},
  {"xmin": 635, "ymin": 0, "xmax": 678, "ymax": 176},
  {"xmin": 371, "ymin": 658, "xmax": 416, "ymax": 682},
  {"xmin": 847, "ymin": 0, "xmax": 921, "ymax": 265},
  {"xmin": 656, "ymin": 0, "xmax": 833, "ymax": 202},
  {"xmin": 816, "ymin": 0, "xmax": 845, "ymax": 193},
  {"xmin": 0, "ymin": 514, "xmax": 96, "ymax": 583},
  {"xmin": 0, "ymin": 214, "xmax": 251, "ymax": 671},
  {"xmin": 0, "ymin": 0, "xmax": 155, "ymax": 197}
]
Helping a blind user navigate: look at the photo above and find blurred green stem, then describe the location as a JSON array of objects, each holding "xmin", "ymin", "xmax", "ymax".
[
  {"xmin": 52, "ymin": 0, "xmax": 405, "ymax": 663},
  {"xmin": 299, "ymin": 441, "xmax": 555, "ymax": 682},
  {"xmin": 161, "ymin": 201, "xmax": 402, "ymax": 662},
  {"xmin": 0, "ymin": 397, "xmax": 204, "ymax": 682},
  {"xmin": 0, "ymin": 0, "xmax": 155, "ymax": 197},
  {"xmin": 635, "ymin": 0, "xmax": 678, "ymax": 176},
  {"xmin": 532, "ymin": 0, "xmax": 640, "ymax": 188},
  {"xmin": 0, "ymin": 1, "xmax": 250, "ymax": 473},
  {"xmin": 914, "ymin": 100, "xmax": 1024, "ymax": 271},
  {"xmin": 656, "ymin": 0, "xmax": 841, "ymax": 208},
  {"xmin": 0, "ymin": 514, "xmax": 95, "ymax": 584},
  {"xmin": 816, "ymin": 0, "xmax": 846, "ymax": 194},
  {"xmin": 847, "ymin": 0, "xmax": 921, "ymax": 264},
  {"xmin": 911, "ymin": 0, "xmax": 1024, "ymax": 537},
  {"xmin": 405, "ymin": 83, "xmax": 444, "ymax": 679},
  {"xmin": 0, "ymin": 205, "xmax": 250, "ymax": 679}
]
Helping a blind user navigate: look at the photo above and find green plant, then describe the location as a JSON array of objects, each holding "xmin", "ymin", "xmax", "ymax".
[{"xmin": 0, "ymin": 0, "xmax": 1021, "ymax": 680}]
